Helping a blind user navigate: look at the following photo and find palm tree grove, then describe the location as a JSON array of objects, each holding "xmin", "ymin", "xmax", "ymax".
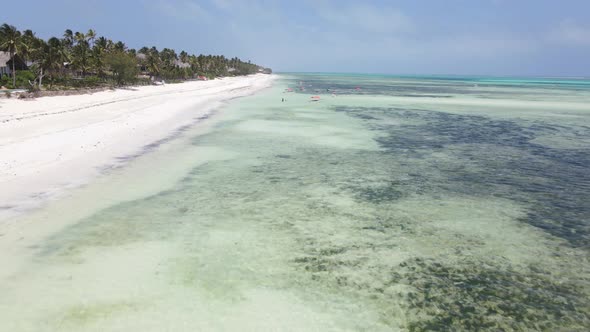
[{"xmin": 0, "ymin": 23, "xmax": 271, "ymax": 91}]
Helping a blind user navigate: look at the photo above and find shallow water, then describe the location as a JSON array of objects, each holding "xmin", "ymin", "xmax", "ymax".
[{"xmin": 1, "ymin": 74, "xmax": 590, "ymax": 331}]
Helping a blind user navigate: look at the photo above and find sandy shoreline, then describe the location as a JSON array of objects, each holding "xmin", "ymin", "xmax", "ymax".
[{"xmin": 0, "ymin": 74, "xmax": 274, "ymax": 221}]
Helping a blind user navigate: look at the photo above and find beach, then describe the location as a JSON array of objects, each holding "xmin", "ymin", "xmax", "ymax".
[
  {"xmin": 0, "ymin": 74, "xmax": 274, "ymax": 221},
  {"xmin": 5, "ymin": 0, "xmax": 590, "ymax": 328}
]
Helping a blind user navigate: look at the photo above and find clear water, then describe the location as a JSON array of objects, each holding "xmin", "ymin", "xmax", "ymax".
[{"xmin": 1, "ymin": 74, "xmax": 589, "ymax": 331}]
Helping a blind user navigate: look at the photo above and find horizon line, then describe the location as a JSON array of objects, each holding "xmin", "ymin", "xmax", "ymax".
[{"xmin": 274, "ymin": 71, "xmax": 590, "ymax": 80}]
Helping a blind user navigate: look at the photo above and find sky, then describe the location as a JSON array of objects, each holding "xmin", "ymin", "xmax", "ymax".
[{"xmin": 2, "ymin": 0, "xmax": 590, "ymax": 76}]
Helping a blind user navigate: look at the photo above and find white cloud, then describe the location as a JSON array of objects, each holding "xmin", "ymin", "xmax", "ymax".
[
  {"xmin": 550, "ymin": 19, "xmax": 590, "ymax": 46},
  {"xmin": 210, "ymin": 0, "xmax": 232, "ymax": 11},
  {"xmin": 145, "ymin": 0, "xmax": 559, "ymax": 74},
  {"xmin": 426, "ymin": 35, "xmax": 537, "ymax": 58},
  {"xmin": 315, "ymin": 2, "xmax": 413, "ymax": 35},
  {"xmin": 155, "ymin": 0, "xmax": 209, "ymax": 21}
]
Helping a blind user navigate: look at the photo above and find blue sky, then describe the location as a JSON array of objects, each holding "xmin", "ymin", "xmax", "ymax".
[{"xmin": 2, "ymin": 0, "xmax": 590, "ymax": 76}]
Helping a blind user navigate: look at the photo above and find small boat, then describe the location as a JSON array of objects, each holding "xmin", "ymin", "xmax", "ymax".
[{"xmin": 311, "ymin": 96, "xmax": 321, "ymax": 101}]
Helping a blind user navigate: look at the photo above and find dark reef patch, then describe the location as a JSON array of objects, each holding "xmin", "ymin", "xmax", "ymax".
[
  {"xmin": 394, "ymin": 258, "xmax": 590, "ymax": 331},
  {"xmin": 336, "ymin": 106, "xmax": 590, "ymax": 248},
  {"xmin": 283, "ymin": 75, "xmax": 580, "ymax": 98}
]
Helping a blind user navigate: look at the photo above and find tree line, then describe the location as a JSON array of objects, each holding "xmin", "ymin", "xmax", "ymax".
[{"xmin": 0, "ymin": 23, "xmax": 270, "ymax": 90}]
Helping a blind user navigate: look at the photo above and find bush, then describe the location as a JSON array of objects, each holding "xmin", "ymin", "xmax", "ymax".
[
  {"xmin": 0, "ymin": 71, "xmax": 35, "ymax": 89},
  {"xmin": 1, "ymin": 74, "xmax": 12, "ymax": 89},
  {"xmin": 69, "ymin": 76, "xmax": 103, "ymax": 88},
  {"xmin": 15, "ymin": 70, "xmax": 35, "ymax": 89},
  {"xmin": 105, "ymin": 52, "xmax": 138, "ymax": 86},
  {"xmin": 83, "ymin": 76, "xmax": 102, "ymax": 87}
]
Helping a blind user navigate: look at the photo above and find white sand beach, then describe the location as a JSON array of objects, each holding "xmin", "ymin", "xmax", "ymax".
[{"xmin": 0, "ymin": 74, "xmax": 274, "ymax": 221}]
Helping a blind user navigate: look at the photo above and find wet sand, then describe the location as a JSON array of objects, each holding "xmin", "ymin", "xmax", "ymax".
[{"xmin": 0, "ymin": 74, "xmax": 274, "ymax": 220}]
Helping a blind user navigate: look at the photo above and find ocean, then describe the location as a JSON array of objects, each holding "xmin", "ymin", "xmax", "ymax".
[{"xmin": 1, "ymin": 73, "xmax": 589, "ymax": 331}]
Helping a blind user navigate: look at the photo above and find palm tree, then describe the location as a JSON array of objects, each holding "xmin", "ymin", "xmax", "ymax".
[
  {"xmin": 142, "ymin": 46, "xmax": 161, "ymax": 79},
  {"xmin": 179, "ymin": 50, "xmax": 188, "ymax": 64},
  {"xmin": 0, "ymin": 23, "xmax": 26, "ymax": 87},
  {"xmin": 86, "ymin": 29, "xmax": 96, "ymax": 46},
  {"xmin": 188, "ymin": 54, "xmax": 198, "ymax": 75},
  {"xmin": 92, "ymin": 36, "xmax": 109, "ymax": 77},
  {"xmin": 160, "ymin": 48, "xmax": 177, "ymax": 71},
  {"xmin": 44, "ymin": 37, "xmax": 68, "ymax": 88},
  {"xmin": 72, "ymin": 31, "xmax": 91, "ymax": 76},
  {"xmin": 62, "ymin": 29, "xmax": 74, "ymax": 52},
  {"xmin": 113, "ymin": 41, "xmax": 126, "ymax": 53},
  {"xmin": 30, "ymin": 38, "xmax": 48, "ymax": 88},
  {"xmin": 20, "ymin": 29, "xmax": 37, "ymax": 62},
  {"xmin": 0, "ymin": 23, "xmax": 267, "ymax": 88},
  {"xmin": 21, "ymin": 31, "xmax": 46, "ymax": 88}
]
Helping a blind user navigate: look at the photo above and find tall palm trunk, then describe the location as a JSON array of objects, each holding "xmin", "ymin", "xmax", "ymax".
[
  {"xmin": 38, "ymin": 68, "xmax": 43, "ymax": 88},
  {"xmin": 11, "ymin": 51, "xmax": 16, "ymax": 87}
]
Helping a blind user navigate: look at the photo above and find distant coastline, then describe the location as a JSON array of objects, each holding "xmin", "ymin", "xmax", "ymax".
[{"xmin": 0, "ymin": 23, "xmax": 272, "ymax": 94}]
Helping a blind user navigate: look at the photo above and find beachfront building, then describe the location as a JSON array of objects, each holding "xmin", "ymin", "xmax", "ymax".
[
  {"xmin": 136, "ymin": 53, "xmax": 148, "ymax": 73},
  {"xmin": 0, "ymin": 51, "xmax": 11, "ymax": 77},
  {"xmin": 0, "ymin": 51, "xmax": 30, "ymax": 81},
  {"xmin": 174, "ymin": 59, "xmax": 190, "ymax": 69}
]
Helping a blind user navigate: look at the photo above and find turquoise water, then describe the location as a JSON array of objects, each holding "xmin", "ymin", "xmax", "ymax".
[
  {"xmin": 284, "ymin": 72, "xmax": 590, "ymax": 89},
  {"xmin": 1, "ymin": 74, "xmax": 589, "ymax": 331}
]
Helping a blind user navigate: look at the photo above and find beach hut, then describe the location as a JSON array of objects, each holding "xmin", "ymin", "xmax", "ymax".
[
  {"xmin": 174, "ymin": 59, "xmax": 191, "ymax": 69},
  {"xmin": 136, "ymin": 53, "xmax": 148, "ymax": 73},
  {"xmin": 0, "ymin": 52, "xmax": 11, "ymax": 77},
  {"xmin": 0, "ymin": 52, "xmax": 28, "ymax": 78}
]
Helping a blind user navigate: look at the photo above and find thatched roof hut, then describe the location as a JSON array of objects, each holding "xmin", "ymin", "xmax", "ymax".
[
  {"xmin": 174, "ymin": 59, "xmax": 190, "ymax": 69},
  {"xmin": 0, "ymin": 52, "xmax": 11, "ymax": 76},
  {"xmin": 0, "ymin": 52, "xmax": 29, "ymax": 76}
]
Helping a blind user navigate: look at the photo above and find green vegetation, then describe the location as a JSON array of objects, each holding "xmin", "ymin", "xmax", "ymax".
[
  {"xmin": 105, "ymin": 52, "xmax": 138, "ymax": 86},
  {"xmin": 0, "ymin": 23, "xmax": 26, "ymax": 88},
  {"xmin": 0, "ymin": 23, "xmax": 270, "ymax": 90}
]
